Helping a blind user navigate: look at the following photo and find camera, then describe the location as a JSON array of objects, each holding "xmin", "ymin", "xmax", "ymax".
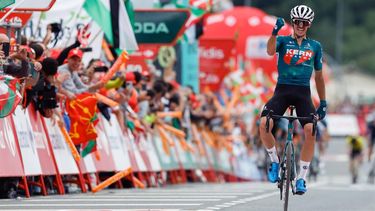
[
  {"xmin": 79, "ymin": 47, "xmax": 92, "ymax": 52},
  {"xmin": 1, "ymin": 42, "xmax": 10, "ymax": 57},
  {"xmin": 94, "ymin": 66, "xmax": 108, "ymax": 73},
  {"xmin": 50, "ymin": 23, "xmax": 62, "ymax": 34}
]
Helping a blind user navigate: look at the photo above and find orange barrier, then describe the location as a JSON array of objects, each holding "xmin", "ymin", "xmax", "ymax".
[
  {"xmin": 92, "ymin": 168, "xmax": 132, "ymax": 193},
  {"xmin": 201, "ymin": 130, "xmax": 215, "ymax": 148},
  {"xmin": 95, "ymin": 93, "xmax": 119, "ymax": 108},
  {"xmin": 132, "ymin": 176, "xmax": 146, "ymax": 189},
  {"xmin": 155, "ymin": 125, "xmax": 172, "ymax": 155},
  {"xmin": 191, "ymin": 124, "xmax": 205, "ymax": 156},
  {"xmin": 161, "ymin": 123, "xmax": 186, "ymax": 138},
  {"xmin": 100, "ymin": 51, "xmax": 128, "ymax": 83},
  {"xmin": 178, "ymin": 137, "xmax": 189, "ymax": 151},
  {"xmin": 186, "ymin": 142, "xmax": 195, "ymax": 153},
  {"xmin": 102, "ymin": 40, "xmax": 115, "ymax": 62},
  {"xmin": 157, "ymin": 111, "xmax": 182, "ymax": 119},
  {"xmin": 59, "ymin": 124, "xmax": 81, "ymax": 162}
]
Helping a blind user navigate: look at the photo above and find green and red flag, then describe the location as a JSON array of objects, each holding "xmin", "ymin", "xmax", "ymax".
[
  {"xmin": 174, "ymin": 0, "xmax": 212, "ymax": 27},
  {"xmin": 66, "ymin": 93, "xmax": 99, "ymax": 157},
  {"xmin": 0, "ymin": 75, "xmax": 21, "ymax": 118},
  {"xmin": 83, "ymin": 0, "xmax": 138, "ymax": 52}
]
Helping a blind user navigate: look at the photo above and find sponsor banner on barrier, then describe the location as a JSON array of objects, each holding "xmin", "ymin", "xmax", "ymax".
[
  {"xmin": 121, "ymin": 130, "xmax": 140, "ymax": 172},
  {"xmin": 152, "ymin": 130, "xmax": 179, "ymax": 170},
  {"xmin": 12, "ymin": 106, "xmax": 42, "ymax": 176},
  {"xmin": 170, "ymin": 135, "xmax": 197, "ymax": 170},
  {"xmin": 194, "ymin": 131, "xmax": 210, "ymax": 170},
  {"xmin": 139, "ymin": 133, "xmax": 162, "ymax": 172},
  {"xmin": 232, "ymin": 139, "xmax": 260, "ymax": 180},
  {"xmin": 101, "ymin": 114, "xmax": 132, "ymax": 171},
  {"xmin": 200, "ymin": 131, "xmax": 217, "ymax": 169},
  {"xmin": 43, "ymin": 118, "xmax": 79, "ymax": 175},
  {"xmin": 327, "ymin": 114, "xmax": 360, "ymax": 136},
  {"xmin": 93, "ymin": 119, "xmax": 116, "ymax": 172},
  {"xmin": 27, "ymin": 106, "xmax": 56, "ymax": 175},
  {"xmin": 79, "ymin": 154, "xmax": 97, "ymax": 174},
  {"xmin": 217, "ymin": 148, "xmax": 232, "ymax": 174},
  {"xmin": 0, "ymin": 116, "xmax": 24, "ymax": 177},
  {"xmin": 143, "ymin": 133, "xmax": 162, "ymax": 172},
  {"xmin": 127, "ymin": 129, "xmax": 148, "ymax": 172}
]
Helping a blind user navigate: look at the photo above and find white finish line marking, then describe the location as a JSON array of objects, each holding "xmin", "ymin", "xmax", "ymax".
[
  {"xmin": 215, "ymin": 205, "xmax": 231, "ymax": 208},
  {"xmin": 43, "ymin": 195, "xmax": 237, "ymax": 199},
  {"xmin": 206, "ymin": 207, "xmax": 221, "ymax": 210},
  {"xmin": 25, "ymin": 198, "xmax": 220, "ymax": 202},
  {"xmin": 237, "ymin": 180, "xmax": 327, "ymax": 203},
  {"xmin": 0, "ymin": 203, "xmax": 202, "ymax": 207}
]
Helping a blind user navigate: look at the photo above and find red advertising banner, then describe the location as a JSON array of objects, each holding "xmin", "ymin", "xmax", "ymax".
[
  {"xmin": 93, "ymin": 119, "xmax": 116, "ymax": 172},
  {"xmin": 199, "ymin": 39, "xmax": 235, "ymax": 92},
  {"xmin": 202, "ymin": 7, "xmax": 293, "ymax": 80},
  {"xmin": 126, "ymin": 45, "xmax": 159, "ymax": 74},
  {"xmin": 27, "ymin": 106, "xmax": 56, "ymax": 175},
  {"xmin": 0, "ymin": 11, "xmax": 32, "ymax": 26},
  {"xmin": 0, "ymin": 11, "xmax": 32, "ymax": 38},
  {"xmin": 0, "ymin": 116, "xmax": 24, "ymax": 177}
]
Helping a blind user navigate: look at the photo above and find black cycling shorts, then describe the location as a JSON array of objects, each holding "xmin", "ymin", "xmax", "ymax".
[{"xmin": 260, "ymin": 84, "xmax": 316, "ymax": 127}]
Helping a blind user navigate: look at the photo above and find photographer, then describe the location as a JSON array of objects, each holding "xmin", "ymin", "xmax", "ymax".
[
  {"xmin": 23, "ymin": 57, "xmax": 59, "ymax": 118},
  {"xmin": 0, "ymin": 33, "xmax": 29, "ymax": 78}
]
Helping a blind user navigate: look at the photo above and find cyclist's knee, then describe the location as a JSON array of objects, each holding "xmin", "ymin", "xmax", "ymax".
[
  {"xmin": 259, "ymin": 117, "xmax": 272, "ymax": 133},
  {"xmin": 303, "ymin": 123, "xmax": 314, "ymax": 137}
]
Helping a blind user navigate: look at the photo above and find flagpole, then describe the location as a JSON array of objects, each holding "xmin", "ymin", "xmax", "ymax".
[
  {"xmin": 63, "ymin": 5, "xmax": 84, "ymax": 47},
  {"xmin": 87, "ymin": 29, "xmax": 101, "ymax": 47},
  {"xmin": 0, "ymin": 0, "xmax": 26, "ymax": 23}
]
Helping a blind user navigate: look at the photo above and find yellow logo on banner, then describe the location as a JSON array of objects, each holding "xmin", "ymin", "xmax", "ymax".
[{"xmin": 158, "ymin": 46, "xmax": 176, "ymax": 68}]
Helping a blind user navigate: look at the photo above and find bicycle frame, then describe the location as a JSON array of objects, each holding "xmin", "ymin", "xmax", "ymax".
[{"xmin": 283, "ymin": 114, "xmax": 297, "ymax": 194}]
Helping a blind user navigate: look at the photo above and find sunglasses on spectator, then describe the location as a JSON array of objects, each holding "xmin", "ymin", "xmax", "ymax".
[{"xmin": 293, "ymin": 20, "xmax": 310, "ymax": 27}]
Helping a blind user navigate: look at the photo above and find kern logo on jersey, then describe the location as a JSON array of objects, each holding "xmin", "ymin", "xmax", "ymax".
[{"xmin": 284, "ymin": 49, "xmax": 313, "ymax": 65}]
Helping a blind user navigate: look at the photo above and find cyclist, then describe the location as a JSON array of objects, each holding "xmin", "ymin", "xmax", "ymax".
[
  {"xmin": 346, "ymin": 135, "xmax": 364, "ymax": 184},
  {"xmin": 259, "ymin": 5, "xmax": 327, "ymax": 195}
]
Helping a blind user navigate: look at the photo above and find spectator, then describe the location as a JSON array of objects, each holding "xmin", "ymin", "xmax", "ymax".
[
  {"xmin": 57, "ymin": 48, "xmax": 103, "ymax": 99},
  {"xmin": 0, "ymin": 33, "xmax": 30, "ymax": 78}
]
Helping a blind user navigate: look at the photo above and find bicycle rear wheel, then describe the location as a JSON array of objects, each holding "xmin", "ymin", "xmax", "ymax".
[{"xmin": 283, "ymin": 143, "xmax": 292, "ymax": 211}]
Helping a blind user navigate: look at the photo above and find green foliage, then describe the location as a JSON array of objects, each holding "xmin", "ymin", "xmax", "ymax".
[{"xmin": 250, "ymin": 0, "xmax": 375, "ymax": 74}]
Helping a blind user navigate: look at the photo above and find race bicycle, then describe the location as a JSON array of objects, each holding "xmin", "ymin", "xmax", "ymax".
[{"xmin": 266, "ymin": 105, "xmax": 317, "ymax": 211}]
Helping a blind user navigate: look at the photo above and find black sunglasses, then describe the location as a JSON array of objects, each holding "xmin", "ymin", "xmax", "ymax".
[{"xmin": 293, "ymin": 20, "xmax": 310, "ymax": 27}]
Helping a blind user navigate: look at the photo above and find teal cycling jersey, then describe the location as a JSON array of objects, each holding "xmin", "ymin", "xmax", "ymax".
[{"xmin": 276, "ymin": 36, "xmax": 323, "ymax": 86}]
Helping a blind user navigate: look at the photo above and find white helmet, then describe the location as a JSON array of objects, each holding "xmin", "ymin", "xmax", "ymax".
[{"xmin": 290, "ymin": 5, "xmax": 314, "ymax": 23}]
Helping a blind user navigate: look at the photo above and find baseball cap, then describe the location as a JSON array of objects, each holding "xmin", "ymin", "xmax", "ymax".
[
  {"xmin": 67, "ymin": 48, "xmax": 83, "ymax": 59},
  {"xmin": 125, "ymin": 72, "xmax": 136, "ymax": 83}
]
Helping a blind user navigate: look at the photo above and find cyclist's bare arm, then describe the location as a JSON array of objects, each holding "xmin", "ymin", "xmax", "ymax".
[
  {"xmin": 267, "ymin": 35, "xmax": 277, "ymax": 56},
  {"xmin": 315, "ymin": 71, "xmax": 326, "ymax": 101}
]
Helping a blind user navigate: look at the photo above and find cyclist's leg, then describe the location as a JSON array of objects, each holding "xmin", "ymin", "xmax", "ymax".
[
  {"xmin": 259, "ymin": 85, "xmax": 289, "ymax": 182},
  {"xmin": 294, "ymin": 86, "xmax": 315, "ymax": 194},
  {"xmin": 349, "ymin": 152, "xmax": 356, "ymax": 182},
  {"xmin": 369, "ymin": 136, "xmax": 375, "ymax": 162},
  {"xmin": 259, "ymin": 88, "xmax": 289, "ymax": 157}
]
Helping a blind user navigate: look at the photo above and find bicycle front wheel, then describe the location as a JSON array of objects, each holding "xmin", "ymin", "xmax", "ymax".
[{"xmin": 283, "ymin": 143, "xmax": 292, "ymax": 211}]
